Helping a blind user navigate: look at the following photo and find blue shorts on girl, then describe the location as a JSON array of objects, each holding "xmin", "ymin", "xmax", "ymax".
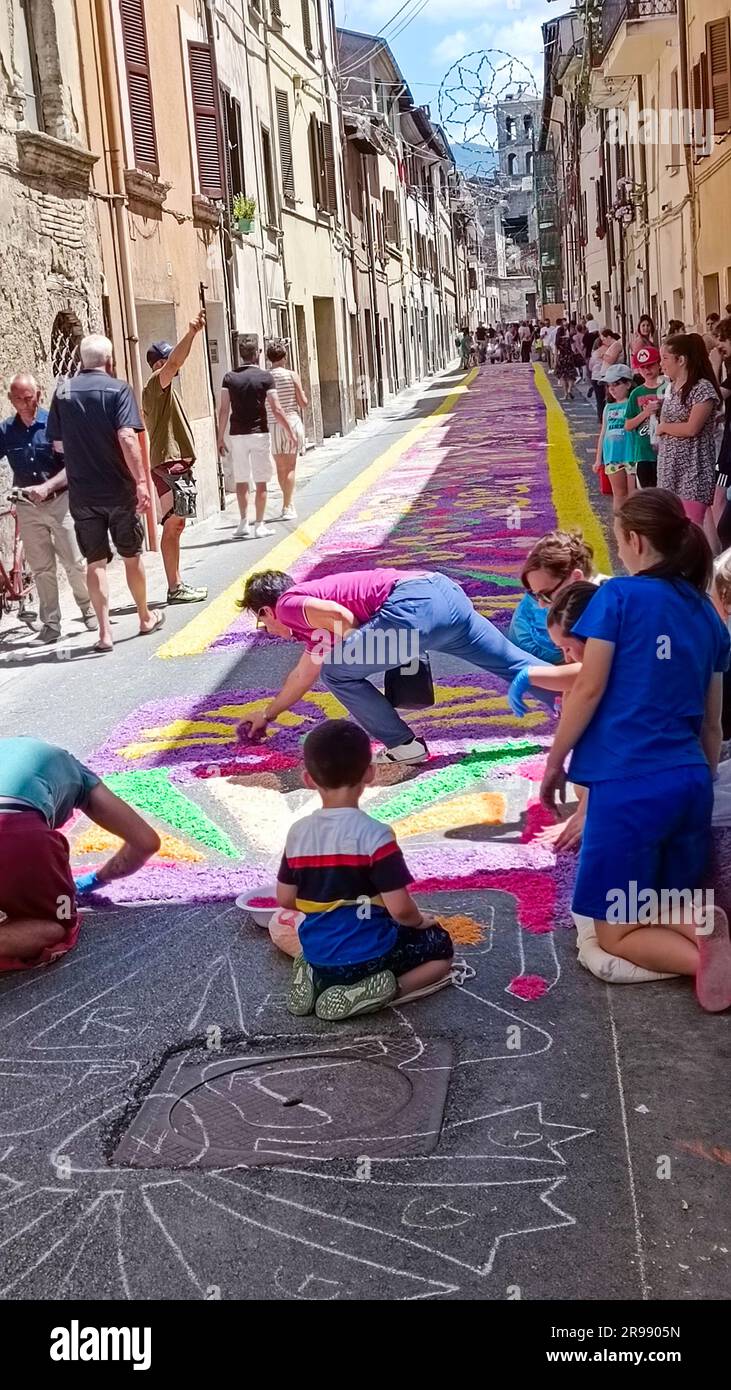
[{"xmin": 567, "ymin": 575, "xmax": 730, "ymax": 922}]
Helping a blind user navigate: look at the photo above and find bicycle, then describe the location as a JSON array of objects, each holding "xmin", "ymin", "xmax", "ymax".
[{"xmin": 0, "ymin": 490, "xmax": 38, "ymax": 632}]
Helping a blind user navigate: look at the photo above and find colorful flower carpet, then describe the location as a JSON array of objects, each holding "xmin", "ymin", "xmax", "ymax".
[{"xmin": 71, "ymin": 365, "xmax": 610, "ymax": 1000}]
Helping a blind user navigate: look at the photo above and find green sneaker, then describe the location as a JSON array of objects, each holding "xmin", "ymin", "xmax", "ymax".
[
  {"xmin": 287, "ymin": 955, "xmax": 315, "ymax": 1016},
  {"xmin": 167, "ymin": 582, "xmax": 208, "ymax": 604},
  {"xmin": 315, "ymin": 970, "xmax": 397, "ymax": 1021}
]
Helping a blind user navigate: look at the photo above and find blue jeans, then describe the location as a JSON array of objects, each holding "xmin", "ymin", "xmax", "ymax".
[{"xmin": 320, "ymin": 572, "xmax": 545, "ymax": 747}]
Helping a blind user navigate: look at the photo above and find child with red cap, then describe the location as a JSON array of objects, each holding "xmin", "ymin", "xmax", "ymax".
[{"xmin": 624, "ymin": 344, "xmax": 665, "ymax": 488}]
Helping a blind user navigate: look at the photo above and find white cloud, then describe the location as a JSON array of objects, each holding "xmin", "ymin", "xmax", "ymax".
[
  {"xmin": 433, "ymin": 30, "xmax": 469, "ymax": 64},
  {"xmin": 335, "ymin": 0, "xmax": 550, "ymax": 91},
  {"xmin": 433, "ymin": 15, "xmax": 545, "ymax": 86}
]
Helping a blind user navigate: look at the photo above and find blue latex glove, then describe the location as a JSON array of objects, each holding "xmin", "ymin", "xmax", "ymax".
[
  {"xmin": 508, "ymin": 667, "xmax": 532, "ymax": 717},
  {"xmin": 74, "ymin": 871, "xmax": 101, "ymax": 896}
]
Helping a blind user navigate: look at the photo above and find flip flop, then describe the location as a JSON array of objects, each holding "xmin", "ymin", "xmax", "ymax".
[
  {"xmin": 93, "ymin": 640, "xmax": 114, "ymax": 654},
  {"xmin": 138, "ymin": 610, "xmax": 166, "ymax": 638},
  {"xmin": 695, "ymin": 907, "xmax": 731, "ymax": 1013}
]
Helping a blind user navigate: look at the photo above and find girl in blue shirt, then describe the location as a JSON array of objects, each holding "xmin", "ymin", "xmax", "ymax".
[{"xmin": 539, "ymin": 489, "xmax": 731, "ymax": 1011}]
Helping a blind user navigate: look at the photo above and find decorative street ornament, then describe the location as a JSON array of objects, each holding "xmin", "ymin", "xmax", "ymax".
[{"xmin": 438, "ymin": 49, "xmax": 539, "ymax": 147}]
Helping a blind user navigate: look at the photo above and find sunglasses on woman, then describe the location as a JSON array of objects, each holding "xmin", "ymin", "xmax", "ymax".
[{"xmin": 531, "ymin": 577, "xmax": 567, "ymax": 606}]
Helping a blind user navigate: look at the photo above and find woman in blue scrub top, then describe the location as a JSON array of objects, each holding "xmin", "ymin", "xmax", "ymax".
[{"xmin": 538, "ymin": 489, "xmax": 731, "ymax": 1011}]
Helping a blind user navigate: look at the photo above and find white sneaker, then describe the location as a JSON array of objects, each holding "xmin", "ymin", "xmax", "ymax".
[
  {"xmin": 280, "ymin": 505, "xmax": 297, "ymax": 521},
  {"xmin": 235, "ymin": 520, "xmax": 252, "ymax": 539},
  {"xmin": 254, "ymin": 522, "xmax": 274, "ymax": 539},
  {"xmin": 373, "ymin": 737, "xmax": 429, "ymax": 765}
]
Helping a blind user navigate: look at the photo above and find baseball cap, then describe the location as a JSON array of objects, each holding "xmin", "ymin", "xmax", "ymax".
[
  {"xmin": 603, "ymin": 363, "xmax": 634, "ymax": 384},
  {"xmin": 632, "ymin": 344, "xmax": 661, "ymax": 370},
  {"xmin": 146, "ymin": 341, "xmax": 174, "ymax": 368}
]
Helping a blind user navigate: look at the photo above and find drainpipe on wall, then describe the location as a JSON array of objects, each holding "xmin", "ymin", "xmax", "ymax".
[
  {"xmin": 413, "ymin": 175, "xmax": 428, "ymax": 374},
  {"xmin": 362, "ymin": 153, "xmax": 384, "ymax": 407},
  {"xmin": 235, "ymin": 7, "xmax": 269, "ymax": 347},
  {"xmin": 94, "ymin": 0, "xmax": 157, "ymax": 549},
  {"xmin": 677, "ymin": 0, "xmax": 700, "ymax": 327},
  {"xmin": 635, "ymin": 75, "xmax": 652, "ymax": 313},
  {"xmin": 618, "ymin": 220, "xmax": 628, "ymax": 350},
  {"xmin": 260, "ymin": 12, "xmax": 291, "ymax": 349}
]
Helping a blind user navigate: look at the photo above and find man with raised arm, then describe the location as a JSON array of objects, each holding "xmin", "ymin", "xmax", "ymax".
[{"xmin": 142, "ymin": 313, "xmax": 208, "ymax": 605}]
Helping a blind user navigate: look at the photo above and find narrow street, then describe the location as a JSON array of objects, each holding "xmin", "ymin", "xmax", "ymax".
[{"xmin": 1, "ymin": 363, "xmax": 727, "ymax": 1303}]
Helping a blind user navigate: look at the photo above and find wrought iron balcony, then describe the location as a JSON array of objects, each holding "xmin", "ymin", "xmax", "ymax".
[{"xmin": 593, "ymin": 0, "xmax": 678, "ymax": 69}]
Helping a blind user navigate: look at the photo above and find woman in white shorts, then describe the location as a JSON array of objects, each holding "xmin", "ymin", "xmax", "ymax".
[
  {"xmin": 265, "ymin": 341, "xmax": 308, "ymax": 521},
  {"xmin": 218, "ymin": 341, "xmax": 297, "ymax": 540}
]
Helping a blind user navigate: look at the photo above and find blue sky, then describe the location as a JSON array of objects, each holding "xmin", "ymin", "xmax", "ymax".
[{"xmin": 334, "ymin": 0, "xmax": 554, "ymax": 141}]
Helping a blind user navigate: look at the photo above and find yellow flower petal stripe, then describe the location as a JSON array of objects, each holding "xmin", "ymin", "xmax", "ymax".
[
  {"xmin": 532, "ymin": 363, "xmax": 612, "ymax": 576},
  {"xmin": 391, "ymin": 791, "xmax": 505, "ymax": 838},
  {"xmin": 157, "ymin": 369, "xmax": 479, "ymax": 659}
]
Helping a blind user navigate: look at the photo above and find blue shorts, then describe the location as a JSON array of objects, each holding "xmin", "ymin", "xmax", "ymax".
[{"xmin": 572, "ymin": 765, "xmax": 713, "ymax": 923}]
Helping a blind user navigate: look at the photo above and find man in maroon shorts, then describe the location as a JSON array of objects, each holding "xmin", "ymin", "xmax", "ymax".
[{"xmin": 0, "ymin": 737, "xmax": 160, "ymax": 971}]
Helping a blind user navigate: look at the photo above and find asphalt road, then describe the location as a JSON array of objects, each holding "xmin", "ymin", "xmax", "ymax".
[{"xmin": 0, "ymin": 366, "xmax": 728, "ymax": 1302}]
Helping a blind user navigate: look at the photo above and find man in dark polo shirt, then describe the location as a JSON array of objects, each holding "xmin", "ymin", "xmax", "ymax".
[
  {"xmin": 47, "ymin": 334, "xmax": 163, "ymax": 653},
  {"xmin": 142, "ymin": 311, "xmax": 208, "ymax": 605},
  {"xmin": 0, "ymin": 373, "xmax": 95, "ymax": 643},
  {"xmin": 217, "ymin": 340, "xmax": 294, "ymax": 540}
]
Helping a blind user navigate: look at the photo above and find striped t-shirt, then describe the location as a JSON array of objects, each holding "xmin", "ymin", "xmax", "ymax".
[{"xmin": 278, "ymin": 807, "xmax": 412, "ymax": 966}]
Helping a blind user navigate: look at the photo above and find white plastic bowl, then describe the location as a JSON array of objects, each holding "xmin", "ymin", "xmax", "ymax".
[{"xmin": 236, "ymin": 889, "xmax": 279, "ymax": 928}]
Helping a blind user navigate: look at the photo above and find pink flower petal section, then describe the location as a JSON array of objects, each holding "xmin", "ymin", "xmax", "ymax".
[{"xmin": 508, "ymin": 974, "xmax": 549, "ymax": 1000}]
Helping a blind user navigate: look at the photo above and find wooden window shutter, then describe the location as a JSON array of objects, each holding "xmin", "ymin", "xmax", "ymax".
[
  {"xmin": 270, "ymin": 0, "xmax": 282, "ymax": 25},
  {"xmin": 301, "ymin": 0, "xmax": 313, "ymax": 52},
  {"xmin": 707, "ymin": 18, "xmax": 731, "ymax": 133},
  {"xmin": 119, "ymin": 0, "xmax": 158, "ymax": 173},
  {"xmin": 321, "ymin": 121, "xmax": 337, "ymax": 212},
  {"xmin": 308, "ymin": 114, "xmax": 321, "ymax": 205},
  {"xmin": 275, "ymin": 89, "xmax": 295, "ymax": 200},
  {"xmin": 188, "ymin": 41, "xmax": 225, "ymax": 200},
  {"xmin": 693, "ymin": 56, "xmax": 711, "ymax": 148}
]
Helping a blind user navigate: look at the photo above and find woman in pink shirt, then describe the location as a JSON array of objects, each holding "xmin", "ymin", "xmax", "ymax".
[{"xmin": 239, "ymin": 567, "xmax": 552, "ymax": 763}]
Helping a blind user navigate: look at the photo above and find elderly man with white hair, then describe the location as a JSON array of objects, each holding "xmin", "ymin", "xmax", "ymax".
[
  {"xmin": 47, "ymin": 334, "xmax": 163, "ymax": 652},
  {"xmin": 0, "ymin": 372, "xmax": 95, "ymax": 643}
]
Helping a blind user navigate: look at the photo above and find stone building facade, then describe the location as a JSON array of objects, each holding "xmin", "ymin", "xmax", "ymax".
[{"xmin": 0, "ymin": 0, "xmax": 102, "ymax": 406}]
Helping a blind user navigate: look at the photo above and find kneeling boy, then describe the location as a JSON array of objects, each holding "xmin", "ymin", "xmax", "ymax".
[
  {"xmin": 277, "ymin": 719, "xmax": 453, "ymax": 1020},
  {"xmin": 0, "ymin": 736, "xmax": 160, "ymax": 970}
]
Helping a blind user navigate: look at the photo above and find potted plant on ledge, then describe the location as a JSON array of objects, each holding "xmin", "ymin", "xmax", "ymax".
[{"xmin": 232, "ymin": 193, "xmax": 256, "ymax": 234}]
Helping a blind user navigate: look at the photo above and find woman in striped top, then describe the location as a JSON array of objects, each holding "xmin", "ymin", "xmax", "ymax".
[{"xmin": 266, "ymin": 341, "xmax": 308, "ymax": 520}]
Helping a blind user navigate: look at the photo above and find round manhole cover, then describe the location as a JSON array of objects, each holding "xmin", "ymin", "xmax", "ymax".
[{"xmin": 169, "ymin": 1056, "xmax": 415, "ymax": 1153}]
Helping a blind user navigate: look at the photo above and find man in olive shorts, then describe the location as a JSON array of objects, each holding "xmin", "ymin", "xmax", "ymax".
[
  {"xmin": 46, "ymin": 335, "xmax": 163, "ymax": 652},
  {"xmin": 142, "ymin": 315, "xmax": 208, "ymax": 605}
]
